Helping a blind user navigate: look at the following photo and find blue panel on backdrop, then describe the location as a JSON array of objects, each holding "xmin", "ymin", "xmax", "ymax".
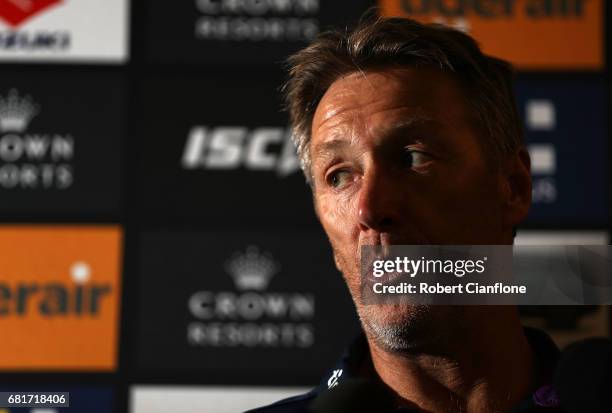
[{"xmin": 515, "ymin": 78, "xmax": 607, "ymax": 228}]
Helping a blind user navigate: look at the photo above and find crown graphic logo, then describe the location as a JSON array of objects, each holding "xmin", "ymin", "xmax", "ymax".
[
  {"xmin": 0, "ymin": 89, "xmax": 40, "ymax": 133},
  {"xmin": 225, "ymin": 245, "xmax": 280, "ymax": 291}
]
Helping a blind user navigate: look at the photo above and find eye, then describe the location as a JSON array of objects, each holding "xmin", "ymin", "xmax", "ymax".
[
  {"xmin": 403, "ymin": 149, "xmax": 431, "ymax": 168},
  {"xmin": 326, "ymin": 168, "xmax": 353, "ymax": 189}
]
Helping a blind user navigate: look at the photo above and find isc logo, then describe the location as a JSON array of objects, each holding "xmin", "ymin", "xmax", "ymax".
[{"xmin": 181, "ymin": 126, "xmax": 300, "ymax": 176}]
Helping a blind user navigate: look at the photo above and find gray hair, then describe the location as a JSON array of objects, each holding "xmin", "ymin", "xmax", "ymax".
[{"xmin": 282, "ymin": 12, "xmax": 523, "ymax": 185}]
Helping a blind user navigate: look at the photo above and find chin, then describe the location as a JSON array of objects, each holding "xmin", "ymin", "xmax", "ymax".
[
  {"xmin": 357, "ymin": 303, "xmax": 464, "ymax": 354},
  {"xmin": 357, "ymin": 303, "xmax": 432, "ymax": 352}
]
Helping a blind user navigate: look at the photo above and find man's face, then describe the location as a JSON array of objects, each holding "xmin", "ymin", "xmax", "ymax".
[{"xmin": 310, "ymin": 67, "xmax": 530, "ymax": 351}]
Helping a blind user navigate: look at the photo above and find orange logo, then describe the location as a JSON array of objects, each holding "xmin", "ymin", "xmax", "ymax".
[
  {"xmin": 378, "ymin": 0, "xmax": 603, "ymax": 70},
  {"xmin": 0, "ymin": 226, "xmax": 122, "ymax": 370}
]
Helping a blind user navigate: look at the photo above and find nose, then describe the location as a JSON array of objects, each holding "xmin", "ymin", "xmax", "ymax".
[{"xmin": 357, "ymin": 165, "xmax": 405, "ymax": 233}]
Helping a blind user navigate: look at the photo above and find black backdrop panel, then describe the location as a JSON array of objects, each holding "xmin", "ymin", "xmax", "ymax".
[
  {"xmin": 0, "ymin": 71, "xmax": 125, "ymax": 216},
  {"xmin": 144, "ymin": 0, "xmax": 373, "ymax": 65},
  {"xmin": 137, "ymin": 72, "xmax": 318, "ymax": 228},
  {"xmin": 136, "ymin": 229, "xmax": 361, "ymax": 385}
]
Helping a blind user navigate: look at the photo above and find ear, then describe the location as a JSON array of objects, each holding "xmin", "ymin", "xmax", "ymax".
[{"xmin": 500, "ymin": 147, "xmax": 532, "ymax": 228}]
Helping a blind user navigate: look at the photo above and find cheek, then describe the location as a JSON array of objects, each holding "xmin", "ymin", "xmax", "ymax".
[
  {"xmin": 315, "ymin": 191, "xmax": 358, "ymax": 240},
  {"xmin": 394, "ymin": 161, "xmax": 501, "ymax": 238},
  {"xmin": 315, "ymin": 192, "xmax": 361, "ymax": 274},
  {"xmin": 448, "ymin": 168, "xmax": 502, "ymax": 209},
  {"xmin": 430, "ymin": 168, "xmax": 505, "ymax": 239}
]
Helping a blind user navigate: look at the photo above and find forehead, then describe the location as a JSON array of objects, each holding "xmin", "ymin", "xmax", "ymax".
[{"xmin": 311, "ymin": 66, "xmax": 471, "ymax": 145}]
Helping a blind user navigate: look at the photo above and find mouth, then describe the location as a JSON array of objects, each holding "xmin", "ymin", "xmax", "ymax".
[
  {"xmin": 358, "ymin": 232, "xmax": 429, "ymax": 288},
  {"xmin": 361, "ymin": 246, "xmax": 406, "ymax": 286}
]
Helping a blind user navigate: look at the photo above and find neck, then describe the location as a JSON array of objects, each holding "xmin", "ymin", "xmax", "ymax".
[{"xmin": 368, "ymin": 307, "xmax": 535, "ymax": 413}]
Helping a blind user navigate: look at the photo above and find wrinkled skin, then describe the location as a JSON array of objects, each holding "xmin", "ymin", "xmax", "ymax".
[{"xmin": 310, "ymin": 67, "xmax": 532, "ymax": 353}]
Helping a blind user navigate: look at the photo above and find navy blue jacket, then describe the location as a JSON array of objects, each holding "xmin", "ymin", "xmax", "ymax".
[{"xmin": 245, "ymin": 328, "xmax": 565, "ymax": 412}]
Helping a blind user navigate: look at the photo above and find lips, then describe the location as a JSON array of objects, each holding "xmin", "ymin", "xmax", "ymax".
[
  {"xmin": 0, "ymin": 0, "xmax": 62, "ymax": 28},
  {"xmin": 362, "ymin": 247, "xmax": 406, "ymax": 285}
]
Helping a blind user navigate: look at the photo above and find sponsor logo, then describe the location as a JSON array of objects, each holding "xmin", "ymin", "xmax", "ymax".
[
  {"xmin": 529, "ymin": 144, "xmax": 556, "ymax": 175},
  {"xmin": 131, "ymin": 386, "xmax": 310, "ymax": 413},
  {"xmin": 0, "ymin": 27, "xmax": 70, "ymax": 51},
  {"xmin": 0, "ymin": 88, "xmax": 39, "ymax": 132},
  {"xmin": 526, "ymin": 100, "xmax": 556, "ymax": 131},
  {"xmin": 526, "ymin": 99, "xmax": 557, "ymax": 204},
  {"xmin": 529, "ymin": 143, "xmax": 557, "ymax": 204},
  {"xmin": 194, "ymin": 0, "xmax": 319, "ymax": 41},
  {"xmin": 0, "ymin": 0, "xmax": 69, "ymax": 52},
  {"xmin": 0, "ymin": 226, "xmax": 122, "ymax": 370},
  {"xmin": 0, "ymin": 0, "xmax": 127, "ymax": 62},
  {"xmin": 379, "ymin": 0, "xmax": 603, "ymax": 69},
  {"xmin": 226, "ymin": 245, "xmax": 279, "ymax": 290},
  {"xmin": 182, "ymin": 126, "xmax": 300, "ymax": 176},
  {"xmin": 0, "ymin": 89, "xmax": 74, "ymax": 190},
  {"xmin": 327, "ymin": 369, "xmax": 343, "ymax": 389},
  {"xmin": 0, "ymin": 0, "xmax": 62, "ymax": 27},
  {"xmin": 393, "ymin": 0, "xmax": 587, "ymax": 17},
  {"xmin": 187, "ymin": 245, "xmax": 315, "ymax": 348},
  {"xmin": 0, "ymin": 261, "xmax": 111, "ymax": 316}
]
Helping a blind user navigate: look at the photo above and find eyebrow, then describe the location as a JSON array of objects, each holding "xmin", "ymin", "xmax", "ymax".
[{"xmin": 311, "ymin": 139, "xmax": 351, "ymax": 160}]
